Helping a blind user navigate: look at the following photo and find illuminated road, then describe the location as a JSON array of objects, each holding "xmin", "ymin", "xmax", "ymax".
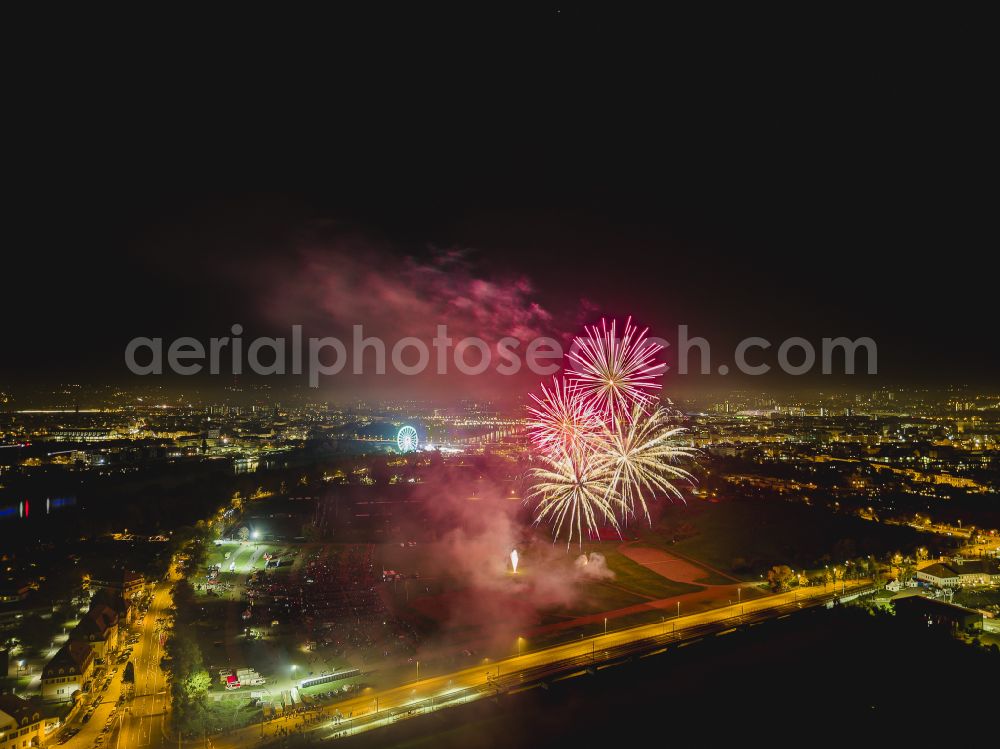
[
  {"xmin": 206, "ymin": 578, "xmax": 872, "ymax": 747},
  {"xmin": 58, "ymin": 568, "xmax": 177, "ymax": 749},
  {"xmin": 113, "ymin": 572, "xmax": 174, "ymax": 749}
]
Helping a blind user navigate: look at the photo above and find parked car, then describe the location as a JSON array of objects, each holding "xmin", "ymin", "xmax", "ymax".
[{"xmin": 57, "ymin": 727, "xmax": 79, "ymax": 744}]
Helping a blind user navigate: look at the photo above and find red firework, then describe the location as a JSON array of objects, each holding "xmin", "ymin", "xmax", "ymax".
[{"xmin": 565, "ymin": 317, "xmax": 665, "ymax": 420}]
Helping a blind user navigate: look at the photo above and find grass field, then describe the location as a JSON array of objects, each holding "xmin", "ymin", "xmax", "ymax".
[
  {"xmin": 191, "ymin": 540, "xmax": 330, "ymax": 689},
  {"xmin": 642, "ymin": 498, "xmax": 935, "ymax": 578},
  {"xmin": 567, "ymin": 546, "xmax": 702, "ymax": 615},
  {"xmin": 203, "ymin": 540, "xmax": 303, "ymax": 577}
]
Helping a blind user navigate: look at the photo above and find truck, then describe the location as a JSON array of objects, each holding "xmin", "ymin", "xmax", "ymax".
[{"xmin": 236, "ymin": 668, "xmax": 265, "ymax": 686}]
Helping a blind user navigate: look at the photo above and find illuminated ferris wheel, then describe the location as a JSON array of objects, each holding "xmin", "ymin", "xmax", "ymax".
[{"xmin": 396, "ymin": 425, "xmax": 418, "ymax": 453}]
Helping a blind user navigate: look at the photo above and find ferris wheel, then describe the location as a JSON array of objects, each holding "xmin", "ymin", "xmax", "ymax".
[{"xmin": 396, "ymin": 425, "xmax": 419, "ymax": 453}]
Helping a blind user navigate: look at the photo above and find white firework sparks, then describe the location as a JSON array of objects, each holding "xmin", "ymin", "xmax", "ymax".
[
  {"xmin": 527, "ymin": 443, "xmax": 621, "ymax": 547},
  {"xmin": 599, "ymin": 403, "xmax": 697, "ymax": 524}
]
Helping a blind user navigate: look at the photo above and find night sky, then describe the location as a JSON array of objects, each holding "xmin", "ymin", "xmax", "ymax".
[{"xmin": 6, "ymin": 44, "xmax": 994, "ymax": 396}]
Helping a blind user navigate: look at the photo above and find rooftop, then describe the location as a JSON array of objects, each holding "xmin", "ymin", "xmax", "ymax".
[{"xmin": 43, "ymin": 640, "xmax": 93, "ymax": 678}]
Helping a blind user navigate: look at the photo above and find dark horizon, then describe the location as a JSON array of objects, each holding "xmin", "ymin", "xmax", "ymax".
[
  {"xmin": 6, "ymin": 51, "xmax": 996, "ymax": 395},
  {"xmin": 6, "ymin": 173, "xmax": 995, "ymax": 395}
]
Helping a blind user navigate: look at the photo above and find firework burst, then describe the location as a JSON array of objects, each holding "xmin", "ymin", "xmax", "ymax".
[
  {"xmin": 566, "ymin": 317, "xmax": 665, "ymax": 421},
  {"xmin": 600, "ymin": 403, "xmax": 697, "ymax": 524},
  {"xmin": 527, "ymin": 377, "xmax": 601, "ymax": 456},
  {"xmin": 527, "ymin": 443, "xmax": 620, "ymax": 547},
  {"xmin": 526, "ymin": 317, "xmax": 698, "ymax": 546}
]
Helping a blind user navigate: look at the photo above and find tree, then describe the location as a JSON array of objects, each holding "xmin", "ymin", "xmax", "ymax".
[
  {"xmin": 166, "ymin": 629, "xmax": 202, "ymax": 677},
  {"xmin": 184, "ymin": 669, "xmax": 212, "ymax": 697},
  {"xmin": 831, "ymin": 565, "xmax": 845, "ymax": 586},
  {"xmin": 868, "ymin": 557, "xmax": 882, "ymax": 584},
  {"xmin": 123, "ymin": 661, "xmax": 135, "ymax": 684},
  {"xmin": 767, "ymin": 565, "xmax": 794, "ymax": 592},
  {"xmin": 171, "ymin": 580, "xmax": 196, "ymax": 625},
  {"xmin": 173, "ymin": 692, "xmax": 210, "ymax": 738},
  {"xmin": 167, "ymin": 629, "xmax": 212, "ymax": 737}
]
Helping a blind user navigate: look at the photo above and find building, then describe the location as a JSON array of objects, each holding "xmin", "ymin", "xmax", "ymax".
[
  {"xmin": 90, "ymin": 587, "xmax": 135, "ymax": 626},
  {"xmin": 915, "ymin": 559, "xmax": 1000, "ymax": 588},
  {"xmin": 41, "ymin": 641, "xmax": 94, "ymax": 702},
  {"xmin": 48, "ymin": 429, "xmax": 114, "ymax": 442},
  {"xmin": 70, "ymin": 604, "xmax": 119, "ymax": 661},
  {"xmin": 915, "ymin": 563, "xmax": 959, "ymax": 588},
  {"xmin": 88, "ymin": 569, "xmax": 144, "ymax": 599},
  {"xmin": 0, "ymin": 585, "xmax": 29, "ymax": 604},
  {"xmin": 0, "ymin": 694, "xmax": 51, "ymax": 749},
  {"xmin": 947, "ymin": 558, "xmax": 1000, "ymax": 586}
]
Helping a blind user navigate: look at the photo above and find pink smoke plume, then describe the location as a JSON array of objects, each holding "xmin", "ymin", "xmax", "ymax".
[
  {"xmin": 266, "ymin": 244, "xmax": 559, "ymax": 345},
  {"xmin": 396, "ymin": 465, "xmax": 613, "ymax": 653},
  {"xmin": 256, "ymin": 239, "xmax": 593, "ymax": 397}
]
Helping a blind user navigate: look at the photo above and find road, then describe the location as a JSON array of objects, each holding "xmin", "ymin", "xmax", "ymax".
[
  {"xmin": 113, "ymin": 571, "xmax": 175, "ymax": 749},
  {"xmin": 206, "ymin": 578, "xmax": 871, "ymax": 747},
  {"xmin": 58, "ymin": 567, "xmax": 178, "ymax": 749}
]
